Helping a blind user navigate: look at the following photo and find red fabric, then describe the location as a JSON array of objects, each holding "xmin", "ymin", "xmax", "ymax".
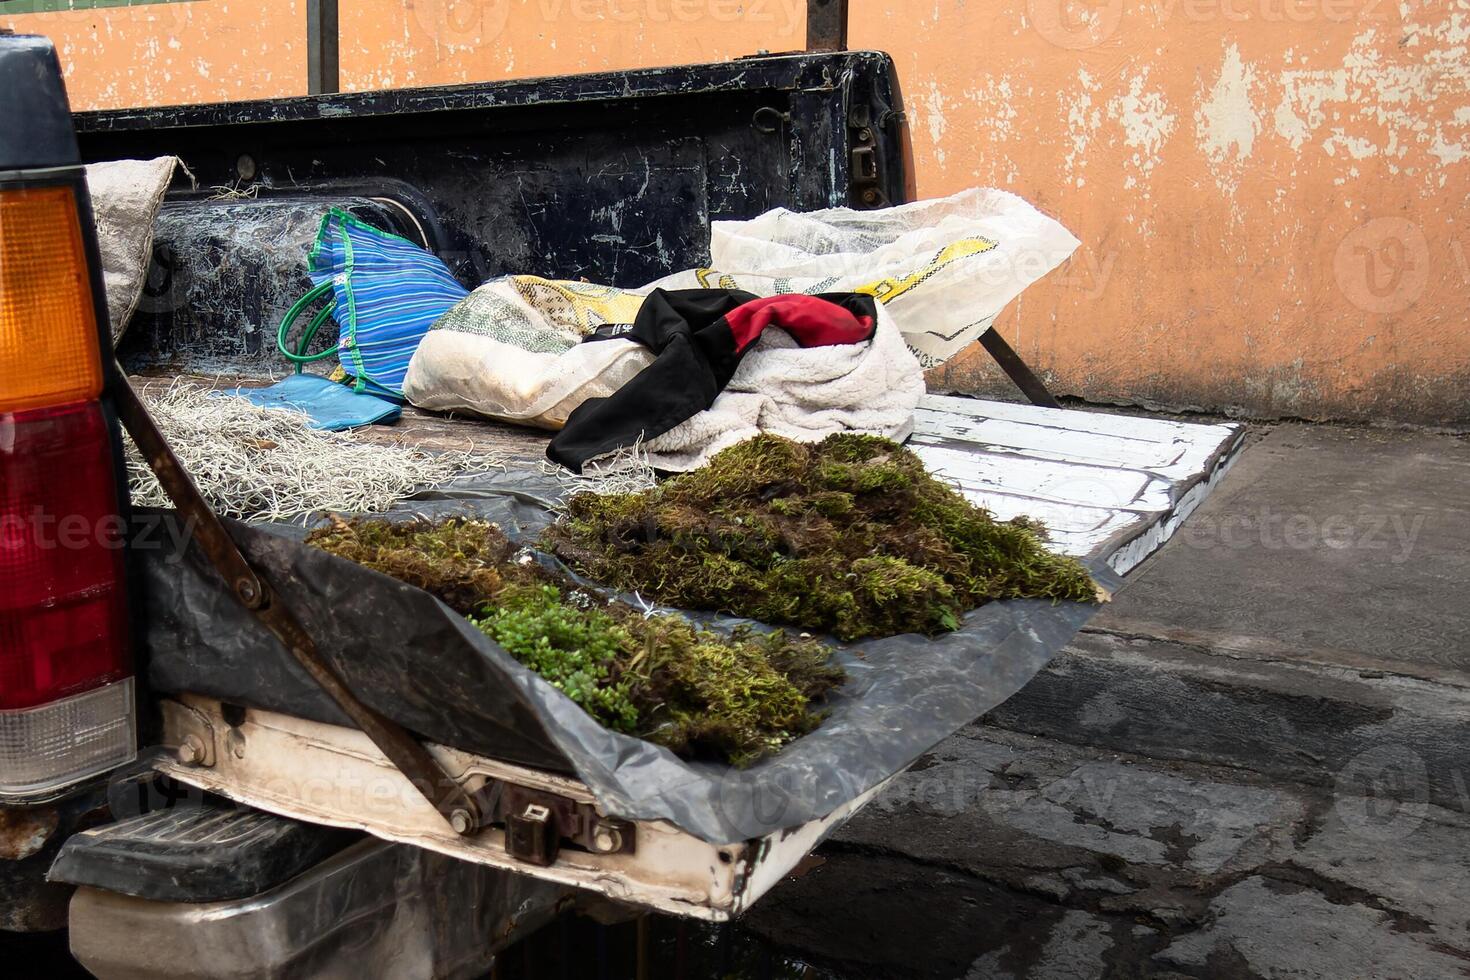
[{"xmin": 722, "ymin": 294, "xmax": 875, "ymax": 354}]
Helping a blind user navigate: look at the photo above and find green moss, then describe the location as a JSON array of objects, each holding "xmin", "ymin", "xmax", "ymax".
[
  {"xmin": 473, "ymin": 585, "xmax": 640, "ymax": 734},
  {"xmin": 307, "ymin": 517, "xmax": 844, "ymax": 766},
  {"xmin": 544, "ymin": 433, "xmax": 1098, "ymax": 640},
  {"xmin": 474, "ymin": 586, "xmax": 844, "ymax": 766},
  {"xmin": 810, "ymin": 491, "xmax": 855, "ymax": 518},
  {"xmin": 621, "ymin": 617, "xmax": 842, "ymax": 767}
]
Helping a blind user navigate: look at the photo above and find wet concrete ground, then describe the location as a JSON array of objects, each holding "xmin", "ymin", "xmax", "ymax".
[{"xmin": 741, "ymin": 422, "xmax": 1470, "ymax": 979}]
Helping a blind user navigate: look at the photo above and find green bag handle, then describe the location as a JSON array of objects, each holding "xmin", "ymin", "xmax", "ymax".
[{"xmin": 277, "ymin": 280, "xmax": 341, "ymax": 373}]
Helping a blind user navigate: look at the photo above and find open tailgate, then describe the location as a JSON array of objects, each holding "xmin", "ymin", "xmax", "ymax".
[{"xmin": 148, "ymin": 394, "xmax": 1243, "ymax": 920}]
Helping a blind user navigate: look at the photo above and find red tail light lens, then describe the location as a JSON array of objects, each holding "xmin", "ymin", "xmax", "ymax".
[{"xmin": 0, "ymin": 400, "xmax": 130, "ymax": 711}]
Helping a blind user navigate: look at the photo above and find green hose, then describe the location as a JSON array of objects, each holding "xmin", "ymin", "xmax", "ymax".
[{"xmin": 277, "ymin": 281, "xmax": 340, "ymax": 372}]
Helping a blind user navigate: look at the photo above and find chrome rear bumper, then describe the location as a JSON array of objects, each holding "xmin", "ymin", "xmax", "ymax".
[{"xmin": 70, "ymin": 835, "xmax": 571, "ymax": 980}]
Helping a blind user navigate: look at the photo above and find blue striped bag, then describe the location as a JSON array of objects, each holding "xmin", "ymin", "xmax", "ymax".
[{"xmin": 278, "ymin": 209, "xmax": 468, "ymax": 398}]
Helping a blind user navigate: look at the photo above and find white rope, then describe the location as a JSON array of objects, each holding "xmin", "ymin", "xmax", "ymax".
[
  {"xmin": 536, "ymin": 438, "xmax": 658, "ymax": 501},
  {"xmin": 126, "ymin": 382, "xmax": 504, "ymax": 525}
]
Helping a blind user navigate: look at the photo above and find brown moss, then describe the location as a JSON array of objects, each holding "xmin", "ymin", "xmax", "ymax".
[
  {"xmin": 543, "ymin": 433, "xmax": 1098, "ymax": 641},
  {"xmin": 305, "ymin": 515, "xmax": 517, "ymax": 617},
  {"xmin": 611, "ymin": 614, "xmax": 843, "ymax": 767}
]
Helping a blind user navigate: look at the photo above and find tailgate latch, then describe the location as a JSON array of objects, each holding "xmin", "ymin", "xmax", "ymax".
[{"xmin": 500, "ymin": 786, "xmax": 635, "ymax": 867}]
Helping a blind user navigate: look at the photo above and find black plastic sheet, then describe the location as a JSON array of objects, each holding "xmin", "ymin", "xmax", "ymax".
[{"xmin": 138, "ymin": 472, "xmax": 1117, "ymax": 845}]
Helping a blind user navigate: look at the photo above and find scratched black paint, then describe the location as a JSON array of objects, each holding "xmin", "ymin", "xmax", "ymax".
[{"xmin": 75, "ymin": 53, "xmax": 910, "ymax": 292}]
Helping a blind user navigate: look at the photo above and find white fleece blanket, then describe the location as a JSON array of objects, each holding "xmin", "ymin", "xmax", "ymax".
[{"xmin": 637, "ymin": 301, "xmax": 925, "ymax": 472}]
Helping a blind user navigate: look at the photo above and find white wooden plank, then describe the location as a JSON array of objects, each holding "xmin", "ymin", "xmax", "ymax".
[
  {"xmin": 1105, "ymin": 435, "xmax": 1244, "ymax": 574},
  {"xmin": 909, "ymin": 394, "xmax": 1246, "ymax": 569},
  {"xmin": 911, "ymin": 416, "xmax": 1190, "ymax": 473},
  {"xmin": 945, "ymin": 488, "xmax": 1142, "ymax": 556},
  {"xmin": 913, "ymin": 404, "xmax": 1236, "ymax": 479},
  {"xmin": 919, "ymin": 393, "xmax": 1239, "ymax": 445},
  {"xmin": 913, "ymin": 444, "xmax": 1172, "ymax": 513},
  {"xmin": 951, "ymin": 494, "xmax": 1143, "ymax": 535}
]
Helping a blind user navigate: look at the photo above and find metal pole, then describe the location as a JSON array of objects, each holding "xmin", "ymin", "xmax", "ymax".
[
  {"xmin": 635, "ymin": 916, "xmax": 650, "ymax": 980},
  {"xmin": 112, "ymin": 370, "xmax": 483, "ymax": 833},
  {"xmin": 976, "ymin": 327, "xmax": 1062, "ymax": 408},
  {"xmin": 806, "ymin": 0, "xmax": 848, "ymax": 52},
  {"xmin": 307, "ymin": 0, "xmax": 340, "ymax": 95}
]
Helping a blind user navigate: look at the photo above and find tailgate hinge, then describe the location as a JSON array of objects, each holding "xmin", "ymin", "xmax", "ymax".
[
  {"xmin": 848, "ymin": 102, "xmax": 889, "ymax": 209},
  {"xmin": 497, "ymin": 784, "xmax": 635, "ymax": 867}
]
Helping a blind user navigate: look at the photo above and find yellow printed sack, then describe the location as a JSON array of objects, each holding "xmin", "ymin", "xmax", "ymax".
[{"xmin": 689, "ymin": 188, "xmax": 1080, "ymax": 370}]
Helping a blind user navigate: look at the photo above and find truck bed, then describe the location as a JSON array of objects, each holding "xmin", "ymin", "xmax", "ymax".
[
  {"xmin": 133, "ymin": 371, "xmax": 553, "ymax": 462},
  {"xmin": 98, "ymin": 55, "xmax": 1242, "ymax": 921},
  {"xmin": 133, "ymin": 367, "xmax": 1244, "ymax": 919}
]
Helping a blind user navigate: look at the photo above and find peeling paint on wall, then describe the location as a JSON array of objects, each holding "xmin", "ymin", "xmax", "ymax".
[
  {"xmin": 1272, "ymin": 13, "xmax": 1470, "ymax": 187},
  {"xmin": 1195, "ymin": 43, "xmax": 1260, "ymax": 216},
  {"xmin": 1064, "ymin": 67, "xmax": 1103, "ymax": 188},
  {"xmin": 1108, "ymin": 68, "xmax": 1177, "ymax": 193},
  {"xmin": 854, "ymin": 1, "xmax": 1470, "ymax": 424},
  {"xmin": 1197, "ymin": 43, "xmax": 1259, "ymax": 164}
]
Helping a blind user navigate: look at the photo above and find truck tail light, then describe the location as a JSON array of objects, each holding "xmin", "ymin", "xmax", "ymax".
[{"xmin": 0, "ymin": 34, "xmax": 137, "ymax": 799}]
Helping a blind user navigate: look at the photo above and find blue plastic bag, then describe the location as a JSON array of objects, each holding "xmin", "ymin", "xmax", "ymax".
[
  {"xmin": 229, "ymin": 373, "xmax": 402, "ymax": 431},
  {"xmin": 278, "ymin": 209, "xmax": 468, "ymax": 398}
]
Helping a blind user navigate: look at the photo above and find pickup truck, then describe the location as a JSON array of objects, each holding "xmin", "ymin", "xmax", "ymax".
[{"xmin": 0, "ymin": 31, "xmax": 1246, "ymax": 978}]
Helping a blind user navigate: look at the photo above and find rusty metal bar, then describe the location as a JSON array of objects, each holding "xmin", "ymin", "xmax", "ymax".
[
  {"xmin": 306, "ymin": 0, "xmax": 340, "ymax": 95},
  {"xmin": 976, "ymin": 327, "xmax": 1062, "ymax": 409},
  {"xmin": 806, "ymin": 0, "xmax": 848, "ymax": 52},
  {"xmin": 111, "ymin": 370, "xmax": 481, "ymax": 834}
]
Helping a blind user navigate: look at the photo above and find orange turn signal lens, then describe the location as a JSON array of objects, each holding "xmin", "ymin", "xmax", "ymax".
[{"xmin": 0, "ymin": 185, "xmax": 104, "ymax": 412}]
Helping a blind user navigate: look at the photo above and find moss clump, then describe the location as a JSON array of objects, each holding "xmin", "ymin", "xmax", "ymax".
[
  {"xmin": 475, "ymin": 585, "xmax": 841, "ymax": 765},
  {"xmin": 474, "ymin": 584, "xmax": 641, "ymax": 734},
  {"xmin": 628, "ymin": 617, "xmax": 843, "ymax": 767},
  {"xmin": 306, "ymin": 515, "xmax": 515, "ymax": 617},
  {"xmin": 544, "ymin": 433, "xmax": 1098, "ymax": 641},
  {"xmin": 307, "ymin": 517, "xmax": 843, "ymax": 767}
]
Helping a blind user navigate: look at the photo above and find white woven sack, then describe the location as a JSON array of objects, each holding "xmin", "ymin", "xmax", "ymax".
[
  {"xmin": 403, "ymin": 276, "xmax": 654, "ymax": 429},
  {"xmin": 84, "ymin": 156, "xmax": 178, "ymax": 342},
  {"xmin": 707, "ymin": 188, "xmax": 1080, "ymax": 368}
]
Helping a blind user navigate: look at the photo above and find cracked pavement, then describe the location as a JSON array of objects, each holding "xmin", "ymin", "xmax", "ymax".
[{"xmin": 744, "ymin": 726, "xmax": 1470, "ymax": 978}]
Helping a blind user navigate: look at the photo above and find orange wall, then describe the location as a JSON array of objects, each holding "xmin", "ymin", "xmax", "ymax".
[
  {"xmin": 871, "ymin": 0, "xmax": 1470, "ymax": 425},
  {"xmin": 2, "ymin": 0, "xmax": 799, "ymax": 105},
  {"xmin": 336, "ymin": 0, "xmax": 801, "ymax": 90},
  {"xmin": 2, "ymin": 2, "xmax": 307, "ymax": 107},
  {"xmin": 6, "ymin": 0, "xmax": 1467, "ymax": 423}
]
